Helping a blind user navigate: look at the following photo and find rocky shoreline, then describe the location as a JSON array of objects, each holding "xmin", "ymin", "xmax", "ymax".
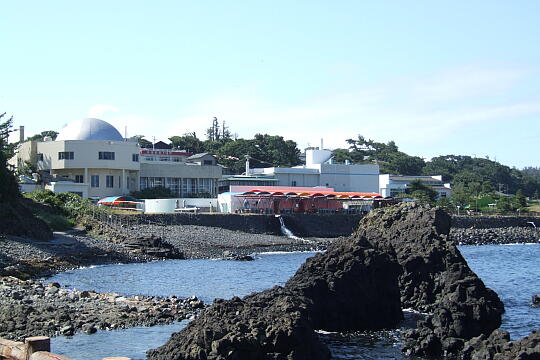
[
  {"xmin": 147, "ymin": 203, "xmax": 508, "ymax": 360},
  {"xmin": 1, "ymin": 210, "xmax": 539, "ymax": 358},
  {"xmin": 0, "ymin": 222, "xmax": 331, "ymax": 345},
  {"xmin": 0, "ymin": 276, "xmax": 204, "ymax": 342}
]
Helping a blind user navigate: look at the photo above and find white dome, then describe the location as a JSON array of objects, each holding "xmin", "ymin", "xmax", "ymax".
[{"xmin": 56, "ymin": 118, "xmax": 124, "ymax": 141}]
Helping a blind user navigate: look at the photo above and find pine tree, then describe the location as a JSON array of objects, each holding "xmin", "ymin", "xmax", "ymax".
[{"xmin": 0, "ymin": 112, "xmax": 20, "ymax": 202}]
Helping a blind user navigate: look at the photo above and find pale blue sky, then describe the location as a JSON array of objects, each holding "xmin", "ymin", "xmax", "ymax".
[{"xmin": 2, "ymin": 1, "xmax": 539, "ymax": 168}]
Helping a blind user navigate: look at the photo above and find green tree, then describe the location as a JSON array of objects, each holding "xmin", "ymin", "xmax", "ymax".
[
  {"xmin": 497, "ymin": 196, "xmax": 513, "ymax": 212},
  {"xmin": 0, "ymin": 112, "xmax": 21, "ymax": 202},
  {"xmin": 131, "ymin": 186, "xmax": 176, "ymax": 199},
  {"xmin": 131, "ymin": 135, "xmax": 153, "ymax": 148},
  {"xmin": 514, "ymin": 189, "xmax": 527, "ymax": 208},
  {"xmin": 216, "ymin": 134, "xmax": 301, "ymax": 174},
  {"xmin": 169, "ymin": 133, "xmax": 205, "ymax": 153},
  {"xmin": 332, "ymin": 135, "xmax": 424, "ymax": 174},
  {"xmin": 26, "ymin": 130, "xmax": 58, "ymax": 141},
  {"xmin": 406, "ymin": 179, "xmax": 438, "ymax": 204},
  {"xmin": 436, "ymin": 197, "xmax": 454, "ymax": 213}
]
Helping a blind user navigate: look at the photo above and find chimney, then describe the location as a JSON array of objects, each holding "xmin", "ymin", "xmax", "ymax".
[
  {"xmin": 320, "ymin": 138, "xmax": 324, "ymax": 150},
  {"xmin": 19, "ymin": 126, "xmax": 24, "ymax": 142}
]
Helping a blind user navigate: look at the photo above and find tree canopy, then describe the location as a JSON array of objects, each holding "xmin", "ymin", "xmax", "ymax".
[
  {"xmin": 332, "ymin": 136, "xmax": 425, "ymax": 175},
  {"xmin": 332, "ymin": 134, "xmax": 540, "ymax": 199},
  {"xmin": 26, "ymin": 130, "xmax": 58, "ymax": 142},
  {"xmin": 0, "ymin": 112, "xmax": 20, "ymax": 202},
  {"xmin": 164, "ymin": 119, "xmax": 301, "ymax": 174}
]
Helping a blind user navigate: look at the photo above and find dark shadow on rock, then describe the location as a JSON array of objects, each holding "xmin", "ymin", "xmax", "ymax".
[
  {"xmin": 0, "ymin": 200, "xmax": 52, "ymax": 240},
  {"xmin": 147, "ymin": 203, "xmax": 509, "ymax": 360},
  {"xmin": 148, "ymin": 230, "xmax": 402, "ymax": 359},
  {"xmin": 355, "ymin": 203, "xmax": 505, "ymax": 357}
]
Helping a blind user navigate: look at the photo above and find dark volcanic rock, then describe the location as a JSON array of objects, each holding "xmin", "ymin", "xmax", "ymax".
[
  {"xmin": 355, "ymin": 203, "xmax": 504, "ymax": 357},
  {"xmin": 148, "ymin": 226, "xmax": 402, "ymax": 360},
  {"xmin": 0, "ymin": 277, "xmax": 204, "ymax": 341},
  {"xmin": 148, "ymin": 202, "xmax": 506, "ymax": 360},
  {"xmin": 0, "ymin": 201, "xmax": 52, "ymax": 240},
  {"xmin": 462, "ymin": 329, "xmax": 540, "ymax": 359}
]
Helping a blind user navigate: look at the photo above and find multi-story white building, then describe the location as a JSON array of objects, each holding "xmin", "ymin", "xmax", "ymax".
[
  {"xmin": 249, "ymin": 149, "xmax": 380, "ymax": 193},
  {"xmin": 379, "ymin": 174, "xmax": 452, "ymax": 199},
  {"xmin": 10, "ymin": 118, "xmax": 222, "ymax": 199}
]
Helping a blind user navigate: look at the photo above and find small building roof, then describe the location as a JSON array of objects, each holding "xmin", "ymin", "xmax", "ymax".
[{"xmin": 188, "ymin": 152, "xmax": 213, "ymax": 160}]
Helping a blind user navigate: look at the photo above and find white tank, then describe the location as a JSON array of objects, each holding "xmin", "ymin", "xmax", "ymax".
[
  {"xmin": 306, "ymin": 149, "xmax": 332, "ymax": 166},
  {"xmin": 144, "ymin": 199, "xmax": 177, "ymax": 213}
]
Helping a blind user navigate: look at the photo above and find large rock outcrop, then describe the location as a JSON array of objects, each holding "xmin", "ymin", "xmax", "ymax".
[
  {"xmin": 356, "ymin": 203, "xmax": 505, "ymax": 357},
  {"xmin": 148, "ymin": 203, "xmax": 505, "ymax": 359},
  {"xmin": 148, "ymin": 234, "xmax": 402, "ymax": 359}
]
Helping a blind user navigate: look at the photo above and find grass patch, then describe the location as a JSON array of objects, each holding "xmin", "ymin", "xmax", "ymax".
[{"xmin": 33, "ymin": 210, "xmax": 75, "ymax": 231}]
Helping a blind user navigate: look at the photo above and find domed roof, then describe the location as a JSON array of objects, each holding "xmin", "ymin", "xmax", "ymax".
[{"xmin": 56, "ymin": 118, "xmax": 124, "ymax": 141}]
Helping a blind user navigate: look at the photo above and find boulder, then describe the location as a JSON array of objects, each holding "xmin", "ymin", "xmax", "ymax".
[
  {"xmin": 355, "ymin": 203, "xmax": 504, "ymax": 357},
  {"xmin": 148, "ymin": 202, "xmax": 505, "ymax": 359},
  {"xmin": 148, "ymin": 226, "xmax": 402, "ymax": 359},
  {"xmin": 461, "ymin": 329, "xmax": 540, "ymax": 359}
]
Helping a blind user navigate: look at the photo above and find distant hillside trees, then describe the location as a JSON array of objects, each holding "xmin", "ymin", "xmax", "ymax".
[
  {"xmin": 332, "ymin": 134, "xmax": 540, "ymax": 199},
  {"xmin": 163, "ymin": 118, "xmax": 301, "ymax": 174},
  {"xmin": 0, "ymin": 112, "xmax": 21, "ymax": 202},
  {"xmin": 332, "ymin": 136, "xmax": 425, "ymax": 175}
]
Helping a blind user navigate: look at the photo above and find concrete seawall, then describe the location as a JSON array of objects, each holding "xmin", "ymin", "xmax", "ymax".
[
  {"xmin": 114, "ymin": 213, "xmax": 364, "ymax": 238},
  {"xmin": 452, "ymin": 215, "xmax": 540, "ymax": 229},
  {"xmin": 111, "ymin": 213, "xmax": 540, "ymax": 241}
]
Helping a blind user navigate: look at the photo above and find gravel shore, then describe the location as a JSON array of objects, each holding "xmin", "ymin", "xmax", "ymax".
[
  {"xmin": 0, "ymin": 276, "xmax": 204, "ymax": 341},
  {"xmin": 133, "ymin": 223, "xmax": 333, "ymax": 259},
  {"xmin": 0, "ymin": 225, "xmax": 332, "ymax": 343}
]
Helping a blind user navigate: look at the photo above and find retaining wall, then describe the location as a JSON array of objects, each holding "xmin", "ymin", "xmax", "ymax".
[
  {"xmin": 107, "ymin": 213, "xmax": 540, "ymax": 239},
  {"xmin": 452, "ymin": 215, "xmax": 540, "ymax": 229},
  {"xmin": 110, "ymin": 213, "xmax": 364, "ymax": 238}
]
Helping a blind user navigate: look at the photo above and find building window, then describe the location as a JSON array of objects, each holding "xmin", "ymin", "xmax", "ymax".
[
  {"xmin": 106, "ymin": 175, "xmax": 114, "ymax": 188},
  {"xmin": 99, "ymin": 152, "xmax": 115, "ymax": 160},
  {"xmin": 91, "ymin": 175, "xmax": 99, "ymax": 188},
  {"xmin": 119, "ymin": 176, "xmax": 122, "ymax": 189},
  {"xmin": 75, "ymin": 175, "xmax": 84, "ymax": 183},
  {"xmin": 37, "ymin": 153, "xmax": 44, "ymax": 161},
  {"xmin": 58, "ymin": 152, "xmax": 74, "ymax": 160},
  {"xmin": 132, "ymin": 154, "xmax": 139, "ymax": 162},
  {"xmin": 291, "ymin": 180, "xmax": 297, "ymax": 186},
  {"xmin": 203, "ymin": 160, "xmax": 213, "ymax": 165}
]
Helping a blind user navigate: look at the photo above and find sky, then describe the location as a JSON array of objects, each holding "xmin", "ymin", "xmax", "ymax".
[{"xmin": 2, "ymin": 1, "xmax": 539, "ymax": 169}]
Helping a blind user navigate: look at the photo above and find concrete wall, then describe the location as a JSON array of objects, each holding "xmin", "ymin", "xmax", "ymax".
[
  {"xmin": 319, "ymin": 163, "xmax": 380, "ymax": 193},
  {"xmin": 38, "ymin": 140, "xmax": 139, "ymax": 171},
  {"xmin": 274, "ymin": 171, "xmax": 320, "ymax": 187},
  {"xmin": 113, "ymin": 213, "xmax": 364, "ymax": 237},
  {"xmin": 45, "ymin": 182, "xmax": 89, "ymax": 198},
  {"xmin": 452, "ymin": 215, "xmax": 540, "ymax": 229},
  {"xmin": 140, "ymin": 162, "xmax": 221, "ymax": 179}
]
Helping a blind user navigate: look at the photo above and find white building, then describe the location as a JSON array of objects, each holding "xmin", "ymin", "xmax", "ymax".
[
  {"xmin": 10, "ymin": 118, "xmax": 222, "ymax": 199},
  {"xmin": 379, "ymin": 174, "xmax": 452, "ymax": 199},
  {"xmin": 249, "ymin": 148, "xmax": 380, "ymax": 193}
]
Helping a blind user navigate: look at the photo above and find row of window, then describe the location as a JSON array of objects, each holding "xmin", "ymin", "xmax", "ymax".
[
  {"xmin": 140, "ymin": 177, "xmax": 217, "ymax": 196},
  {"xmin": 54, "ymin": 152, "xmax": 139, "ymax": 162},
  {"xmin": 90, "ymin": 175, "xmax": 120, "ymax": 188}
]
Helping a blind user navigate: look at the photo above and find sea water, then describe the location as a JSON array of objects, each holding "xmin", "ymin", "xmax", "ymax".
[{"xmin": 47, "ymin": 245, "xmax": 540, "ymax": 359}]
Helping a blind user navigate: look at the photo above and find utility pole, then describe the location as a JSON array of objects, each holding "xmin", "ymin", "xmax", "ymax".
[{"xmin": 245, "ymin": 155, "xmax": 251, "ymax": 176}]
